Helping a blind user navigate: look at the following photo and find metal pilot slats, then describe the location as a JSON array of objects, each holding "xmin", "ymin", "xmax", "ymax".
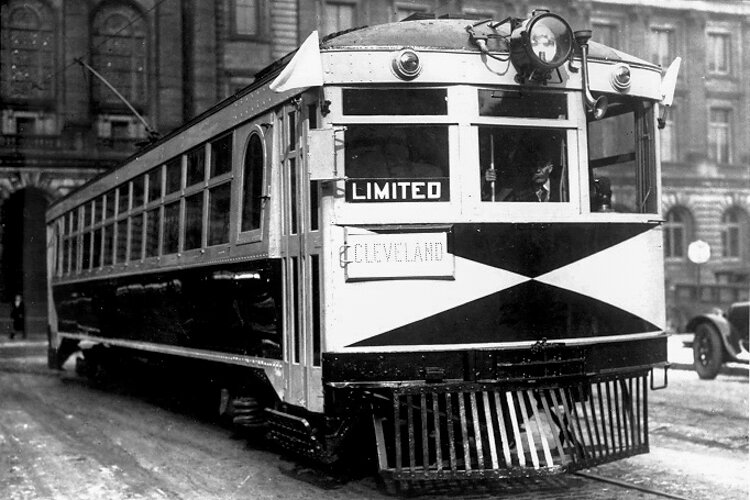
[{"xmin": 372, "ymin": 374, "xmax": 649, "ymax": 481}]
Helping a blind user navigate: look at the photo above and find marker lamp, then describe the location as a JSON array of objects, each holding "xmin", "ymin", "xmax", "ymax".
[{"xmin": 392, "ymin": 49, "xmax": 422, "ymax": 80}]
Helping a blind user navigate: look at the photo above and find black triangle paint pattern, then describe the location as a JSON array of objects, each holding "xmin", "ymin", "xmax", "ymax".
[
  {"xmin": 449, "ymin": 223, "xmax": 654, "ymax": 277},
  {"xmin": 349, "ymin": 281, "xmax": 659, "ymax": 347}
]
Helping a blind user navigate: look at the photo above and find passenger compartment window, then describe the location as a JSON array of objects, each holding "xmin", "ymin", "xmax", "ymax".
[
  {"xmin": 210, "ymin": 134, "xmax": 232, "ymax": 177},
  {"xmin": 165, "ymin": 157, "xmax": 182, "ymax": 194},
  {"xmin": 130, "ymin": 214, "xmax": 143, "ymax": 261},
  {"xmin": 345, "ymin": 125, "xmax": 449, "ymax": 202},
  {"xmin": 145, "ymin": 208, "xmax": 160, "ymax": 257},
  {"xmin": 478, "ymin": 127, "xmax": 568, "ymax": 203},
  {"xmin": 241, "ymin": 133, "xmax": 264, "ymax": 232},
  {"xmin": 588, "ymin": 99, "xmax": 656, "ymax": 213},
  {"xmin": 163, "ymin": 201, "xmax": 180, "ymax": 255},
  {"xmin": 208, "ymin": 183, "xmax": 231, "ymax": 245},
  {"xmin": 186, "ymin": 145, "xmax": 205, "ymax": 186},
  {"xmin": 132, "ymin": 175, "xmax": 145, "ymax": 208},
  {"xmin": 147, "ymin": 168, "xmax": 162, "ymax": 203},
  {"xmin": 184, "ymin": 192, "xmax": 203, "ymax": 250}
]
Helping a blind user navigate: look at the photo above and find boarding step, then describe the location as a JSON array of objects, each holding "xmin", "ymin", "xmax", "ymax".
[{"xmin": 265, "ymin": 408, "xmax": 337, "ymax": 464}]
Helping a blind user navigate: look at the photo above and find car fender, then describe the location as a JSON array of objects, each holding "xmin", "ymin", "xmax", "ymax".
[{"xmin": 686, "ymin": 314, "xmax": 739, "ymax": 361}]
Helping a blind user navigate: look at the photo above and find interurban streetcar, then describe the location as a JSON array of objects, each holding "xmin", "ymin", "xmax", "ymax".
[{"xmin": 46, "ymin": 10, "xmax": 679, "ymax": 484}]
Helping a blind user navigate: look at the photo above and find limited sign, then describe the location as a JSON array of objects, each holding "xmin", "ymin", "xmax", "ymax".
[
  {"xmin": 344, "ymin": 232, "xmax": 454, "ymax": 280},
  {"xmin": 346, "ymin": 178, "xmax": 449, "ymax": 202}
]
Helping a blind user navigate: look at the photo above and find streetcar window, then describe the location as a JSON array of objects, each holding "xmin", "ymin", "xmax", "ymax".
[
  {"xmin": 346, "ymin": 126, "xmax": 448, "ymax": 178},
  {"xmin": 62, "ymin": 236, "xmax": 69, "ymax": 275},
  {"xmin": 117, "ymin": 185, "xmax": 129, "ymax": 214},
  {"xmin": 342, "ymin": 88, "xmax": 448, "ymax": 115},
  {"xmin": 93, "ymin": 228, "xmax": 102, "ymax": 268},
  {"xmin": 103, "ymin": 224, "xmax": 113, "ymax": 266},
  {"xmin": 208, "ymin": 183, "xmax": 231, "ymax": 245},
  {"xmin": 308, "ymin": 103, "xmax": 318, "ymax": 129},
  {"xmin": 241, "ymin": 133, "xmax": 264, "ymax": 232},
  {"xmin": 130, "ymin": 214, "xmax": 143, "ymax": 261},
  {"xmin": 94, "ymin": 197, "xmax": 103, "ymax": 223},
  {"xmin": 186, "ymin": 145, "xmax": 205, "ymax": 186},
  {"xmin": 145, "ymin": 208, "xmax": 160, "ymax": 257},
  {"xmin": 116, "ymin": 219, "xmax": 128, "ymax": 263},
  {"xmin": 184, "ymin": 192, "xmax": 203, "ymax": 250},
  {"xmin": 288, "ymin": 112, "xmax": 297, "ymax": 151},
  {"xmin": 105, "ymin": 190, "xmax": 115, "ymax": 218},
  {"xmin": 478, "ymin": 89, "xmax": 567, "ymax": 119},
  {"xmin": 147, "ymin": 168, "xmax": 161, "ymax": 203},
  {"xmin": 82, "ymin": 231, "xmax": 91, "ymax": 270},
  {"xmin": 210, "ymin": 134, "xmax": 232, "ymax": 177},
  {"xmin": 82, "ymin": 203, "xmax": 91, "ymax": 228},
  {"xmin": 166, "ymin": 157, "xmax": 182, "ymax": 194},
  {"xmin": 588, "ymin": 100, "xmax": 656, "ymax": 213},
  {"xmin": 132, "ymin": 175, "xmax": 145, "ymax": 208},
  {"xmin": 163, "ymin": 201, "xmax": 180, "ymax": 255},
  {"xmin": 478, "ymin": 127, "xmax": 568, "ymax": 203},
  {"xmin": 71, "ymin": 234, "xmax": 79, "ymax": 273}
]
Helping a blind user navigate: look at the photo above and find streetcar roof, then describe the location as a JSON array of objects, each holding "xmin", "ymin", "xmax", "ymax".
[
  {"xmin": 319, "ymin": 19, "xmax": 655, "ymax": 69},
  {"xmin": 46, "ymin": 18, "xmax": 659, "ymax": 218}
]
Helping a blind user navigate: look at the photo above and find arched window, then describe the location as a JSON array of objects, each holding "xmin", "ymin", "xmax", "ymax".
[
  {"xmin": 241, "ymin": 133, "xmax": 265, "ymax": 232},
  {"xmin": 664, "ymin": 207, "xmax": 692, "ymax": 259},
  {"xmin": 0, "ymin": 0, "xmax": 55, "ymax": 100},
  {"xmin": 721, "ymin": 208, "xmax": 748, "ymax": 259},
  {"xmin": 91, "ymin": 4, "xmax": 146, "ymax": 109}
]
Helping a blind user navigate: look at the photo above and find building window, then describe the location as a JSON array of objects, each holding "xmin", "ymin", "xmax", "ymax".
[
  {"xmin": 395, "ymin": 3, "xmax": 428, "ymax": 21},
  {"xmin": 664, "ymin": 208, "xmax": 691, "ymax": 259},
  {"xmin": 660, "ymin": 105, "xmax": 677, "ymax": 162},
  {"xmin": 707, "ymin": 32, "xmax": 731, "ymax": 74},
  {"xmin": 650, "ymin": 27, "xmax": 674, "ymax": 68},
  {"xmin": 721, "ymin": 208, "xmax": 747, "ymax": 259},
  {"xmin": 324, "ymin": 2, "xmax": 356, "ymax": 36},
  {"xmin": 708, "ymin": 108, "xmax": 731, "ymax": 164},
  {"xmin": 91, "ymin": 5, "xmax": 147, "ymax": 110},
  {"xmin": 233, "ymin": 0, "xmax": 260, "ymax": 36},
  {"xmin": 0, "ymin": 0, "xmax": 55, "ymax": 101},
  {"xmin": 592, "ymin": 22, "xmax": 619, "ymax": 48}
]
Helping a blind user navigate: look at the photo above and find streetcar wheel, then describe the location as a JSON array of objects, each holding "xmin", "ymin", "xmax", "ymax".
[{"xmin": 693, "ymin": 323, "xmax": 724, "ymax": 379}]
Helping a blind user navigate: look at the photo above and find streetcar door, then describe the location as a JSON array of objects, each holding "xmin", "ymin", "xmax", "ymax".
[{"xmin": 280, "ymin": 96, "xmax": 324, "ymax": 412}]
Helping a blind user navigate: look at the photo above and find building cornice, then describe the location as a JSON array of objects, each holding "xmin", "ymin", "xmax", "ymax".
[{"xmin": 591, "ymin": 0, "xmax": 750, "ymax": 16}]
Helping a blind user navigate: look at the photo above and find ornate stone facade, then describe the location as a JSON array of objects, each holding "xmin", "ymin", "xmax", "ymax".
[{"xmin": 1, "ymin": 0, "xmax": 748, "ymax": 331}]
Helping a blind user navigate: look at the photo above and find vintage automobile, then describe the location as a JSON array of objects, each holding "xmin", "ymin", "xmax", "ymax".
[{"xmin": 685, "ymin": 301, "xmax": 750, "ymax": 379}]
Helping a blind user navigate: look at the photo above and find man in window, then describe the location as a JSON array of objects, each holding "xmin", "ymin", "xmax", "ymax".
[{"xmin": 484, "ymin": 147, "xmax": 560, "ymax": 202}]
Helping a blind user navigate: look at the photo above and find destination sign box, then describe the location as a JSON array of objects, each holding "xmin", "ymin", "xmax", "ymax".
[
  {"xmin": 346, "ymin": 178, "xmax": 449, "ymax": 202},
  {"xmin": 344, "ymin": 231, "xmax": 454, "ymax": 280}
]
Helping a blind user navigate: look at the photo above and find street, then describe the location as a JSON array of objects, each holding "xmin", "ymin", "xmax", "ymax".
[{"xmin": 0, "ymin": 340, "xmax": 747, "ymax": 500}]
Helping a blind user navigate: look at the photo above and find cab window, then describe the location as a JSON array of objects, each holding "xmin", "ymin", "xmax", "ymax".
[
  {"xmin": 478, "ymin": 127, "xmax": 568, "ymax": 203},
  {"xmin": 344, "ymin": 125, "xmax": 449, "ymax": 202},
  {"xmin": 588, "ymin": 99, "xmax": 657, "ymax": 213}
]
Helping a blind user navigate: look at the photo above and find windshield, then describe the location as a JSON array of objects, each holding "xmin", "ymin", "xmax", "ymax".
[
  {"xmin": 344, "ymin": 124, "xmax": 449, "ymax": 202},
  {"xmin": 478, "ymin": 127, "xmax": 568, "ymax": 203}
]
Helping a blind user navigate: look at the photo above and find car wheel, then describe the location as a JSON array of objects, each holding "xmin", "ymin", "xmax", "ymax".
[{"xmin": 693, "ymin": 323, "xmax": 723, "ymax": 379}]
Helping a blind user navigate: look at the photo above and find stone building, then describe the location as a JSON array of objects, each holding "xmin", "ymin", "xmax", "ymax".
[{"xmin": 1, "ymin": 0, "xmax": 748, "ymax": 334}]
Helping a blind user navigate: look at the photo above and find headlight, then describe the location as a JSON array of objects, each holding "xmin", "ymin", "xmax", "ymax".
[{"xmin": 510, "ymin": 11, "xmax": 574, "ymax": 81}]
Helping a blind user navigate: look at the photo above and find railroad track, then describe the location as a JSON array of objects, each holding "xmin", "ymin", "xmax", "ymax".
[{"xmin": 573, "ymin": 471, "xmax": 693, "ymax": 500}]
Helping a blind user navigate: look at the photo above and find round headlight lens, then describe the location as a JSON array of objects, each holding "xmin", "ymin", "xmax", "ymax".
[
  {"xmin": 392, "ymin": 49, "xmax": 422, "ymax": 80},
  {"xmin": 527, "ymin": 14, "xmax": 573, "ymax": 68}
]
